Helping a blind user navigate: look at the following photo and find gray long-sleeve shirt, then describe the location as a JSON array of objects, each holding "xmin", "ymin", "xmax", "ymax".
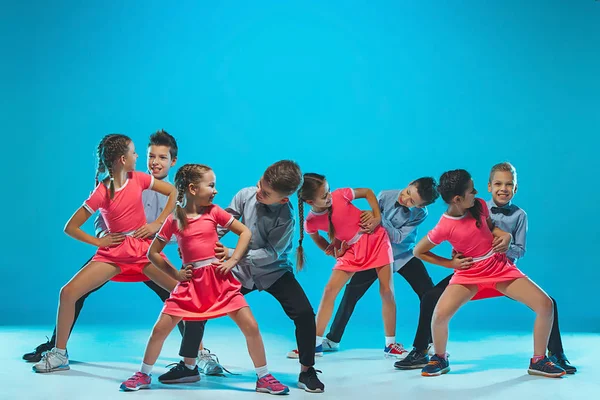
[{"xmin": 219, "ymin": 187, "xmax": 295, "ymax": 291}]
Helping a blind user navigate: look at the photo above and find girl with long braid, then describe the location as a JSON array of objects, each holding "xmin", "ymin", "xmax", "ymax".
[
  {"xmin": 414, "ymin": 169, "xmax": 565, "ymax": 378},
  {"xmin": 290, "ymin": 173, "xmax": 403, "ymax": 357},
  {"xmin": 33, "ymin": 134, "xmax": 178, "ymax": 373},
  {"xmin": 120, "ymin": 164, "xmax": 289, "ymax": 395}
]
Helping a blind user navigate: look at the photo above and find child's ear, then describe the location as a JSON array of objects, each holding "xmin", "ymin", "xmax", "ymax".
[
  {"xmin": 487, "ymin": 181, "xmax": 492, "ymax": 193},
  {"xmin": 305, "ymin": 199, "xmax": 314, "ymax": 205},
  {"xmin": 514, "ymin": 184, "xmax": 518, "ymax": 194},
  {"xmin": 171, "ymin": 157, "xmax": 177, "ymax": 167},
  {"xmin": 279, "ymin": 197, "xmax": 290, "ymax": 204},
  {"xmin": 188, "ymin": 183, "xmax": 196, "ymax": 196}
]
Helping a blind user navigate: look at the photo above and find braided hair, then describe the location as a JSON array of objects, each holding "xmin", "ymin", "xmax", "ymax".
[
  {"xmin": 95, "ymin": 134, "xmax": 131, "ymax": 200},
  {"xmin": 173, "ymin": 164, "xmax": 213, "ymax": 230}
]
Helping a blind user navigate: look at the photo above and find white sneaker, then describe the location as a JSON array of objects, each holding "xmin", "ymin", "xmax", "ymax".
[
  {"xmin": 197, "ymin": 349, "xmax": 224, "ymax": 375},
  {"xmin": 321, "ymin": 338, "xmax": 339, "ymax": 352},
  {"xmin": 32, "ymin": 348, "xmax": 69, "ymax": 373}
]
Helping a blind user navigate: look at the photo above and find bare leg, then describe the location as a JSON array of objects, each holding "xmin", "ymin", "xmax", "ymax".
[
  {"xmin": 375, "ymin": 264, "xmax": 396, "ymax": 337},
  {"xmin": 143, "ymin": 313, "xmax": 183, "ymax": 365},
  {"xmin": 431, "ymin": 284, "xmax": 477, "ymax": 355},
  {"xmin": 315, "ymin": 270, "xmax": 354, "ymax": 336},
  {"xmin": 56, "ymin": 262, "xmax": 121, "ymax": 349},
  {"xmin": 495, "ymin": 278, "xmax": 554, "ymax": 356},
  {"xmin": 228, "ymin": 307, "xmax": 266, "ymax": 367},
  {"xmin": 141, "ymin": 263, "xmax": 178, "ymax": 292}
]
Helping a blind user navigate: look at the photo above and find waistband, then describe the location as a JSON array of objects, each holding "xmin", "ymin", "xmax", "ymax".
[
  {"xmin": 472, "ymin": 249, "xmax": 495, "ymax": 262},
  {"xmin": 187, "ymin": 257, "xmax": 220, "ymax": 269}
]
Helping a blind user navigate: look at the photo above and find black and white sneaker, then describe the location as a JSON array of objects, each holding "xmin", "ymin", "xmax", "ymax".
[
  {"xmin": 158, "ymin": 361, "xmax": 201, "ymax": 384},
  {"xmin": 23, "ymin": 338, "xmax": 53, "ymax": 362},
  {"xmin": 394, "ymin": 347, "xmax": 429, "ymax": 370},
  {"xmin": 298, "ymin": 367, "xmax": 324, "ymax": 393}
]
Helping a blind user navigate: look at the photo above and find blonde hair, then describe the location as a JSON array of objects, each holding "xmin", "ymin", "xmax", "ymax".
[{"xmin": 489, "ymin": 162, "xmax": 517, "ymax": 185}]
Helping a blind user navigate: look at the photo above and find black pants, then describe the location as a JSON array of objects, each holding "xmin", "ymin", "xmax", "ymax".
[
  {"xmin": 48, "ymin": 257, "xmax": 185, "ymax": 346},
  {"xmin": 180, "ymin": 271, "xmax": 317, "ymax": 367},
  {"xmin": 412, "ymin": 274, "xmax": 565, "ymax": 354},
  {"xmin": 326, "ymin": 257, "xmax": 434, "ymax": 343}
]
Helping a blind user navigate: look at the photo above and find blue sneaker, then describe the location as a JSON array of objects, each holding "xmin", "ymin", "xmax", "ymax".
[
  {"xmin": 528, "ymin": 356, "xmax": 566, "ymax": 378},
  {"xmin": 421, "ymin": 354, "xmax": 450, "ymax": 376},
  {"xmin": 549, "ymin": 353, "xmax": 577, "ymax": 374},
  {"xmin": 287, "ymin": 344, "xmax": 323, "ymax": 359}
]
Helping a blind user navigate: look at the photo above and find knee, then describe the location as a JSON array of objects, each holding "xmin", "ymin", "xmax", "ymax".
[
  {"xmin": 379, "ymin": 286, "xmax": 395, "ymax": 303},
  {"xmin": 59, "ymin": 284, "xmax": 77, "ymax": 303},
  {"xmin": 538, "ymin": 295, "xmax": 554, "ymax": 317},
  {"xmin": 322, "ymin": 283, "xmax": 340, "ymax": 300},
  {"xmin": 244, "ymin": 319, "xmax": 260, "ymax": 337},
  {"xmin": 432, "ymin": 306, "xmax": 452, "ymax": 325},
  {"xmin": 421, "ymin": 289, "xmax": 442, "ymax": 309},
  {"xmin": 293, "ymin": 307, "xmax": 316, "ymax": 323},
  {"xmin": 151, "ymin": 323, "xmax": 172, "ymax": 340}
]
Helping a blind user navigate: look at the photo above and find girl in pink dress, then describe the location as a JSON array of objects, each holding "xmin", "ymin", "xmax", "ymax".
[
  {"xmin": 414, "ymin": 169, "xmax": 565, "ymax": 378},
  {"xmin": 33, "ymin": 134, "xmax": 178, "ymax": 373},
  {"xmin": 295, "ymin": 173, "xmax": 403, "ymax": 357},
  {"xmin": 120, "ymin": 164, "xmax": 289, "ymax": 395}
]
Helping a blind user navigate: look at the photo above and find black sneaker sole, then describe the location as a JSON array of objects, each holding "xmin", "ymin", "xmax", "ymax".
[
  {"xmin": 298, "ymin": 382, "xmax": 324, "ymax": 393},
  {"xmin": 159, "ymin": 375, "xmax": 201, "ymax": 384}
]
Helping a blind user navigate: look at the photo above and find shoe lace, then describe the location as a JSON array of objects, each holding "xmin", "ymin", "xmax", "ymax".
[
  {"xmin": 306, "ymin": 367, "xmax": 322, "ymax": 379},
  {"xmin": 388, "ymin": 343, "xmax": 406, "ymax": 352},
  {"xmin": 164, "ymin": 361, "xmax": 185, "ymax": 371},
  {"xmin": 200, "ymin": 349, "xmax": 238, "ymax": 375},
  {"xmin": 35, "ymin": 336, "xmax": 52, "ymax": 352}
]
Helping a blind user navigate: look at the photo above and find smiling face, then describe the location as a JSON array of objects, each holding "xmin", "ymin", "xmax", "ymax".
[
  {"xmin": 256, "ymin": 178, "xmax": 290, "ymax": 205},
  {"xmin": 189, "ymin": 169, "xmax": 217, "ymax": 207},
  {"xmin": 147, "ymin": 144, "xmax": 176, "ymax": 180},
  {"xmin": 454, "ymin": 178, "xmax": 478, "ymax": 210},
  {"xmin": 305, "ymin": 180, "xmax": 332, "ymax": 209},
  {"xmin": 398, "ymin": 184, "xmax": 426, "ymax": 208},
  {"xmin": 488, "ymin": 170, "xmax": 517, "ymax": 206}
]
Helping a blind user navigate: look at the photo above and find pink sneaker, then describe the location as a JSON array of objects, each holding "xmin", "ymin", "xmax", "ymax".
[
  {"xmin": 120, "ymin": 372, "xmax": 152, "ymax": 391},
  {"xmin": 256, "ymin": 374, "xmax": 289, "ymax": 395},
  {"xmin": 384, "ymin": 343, "xmax": 408, "ymax": 359}
]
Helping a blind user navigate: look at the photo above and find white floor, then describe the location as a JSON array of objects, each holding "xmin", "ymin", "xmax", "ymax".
[{"xmin": 1, "ymin": 325, "xmax": 597, "ymax": 400}]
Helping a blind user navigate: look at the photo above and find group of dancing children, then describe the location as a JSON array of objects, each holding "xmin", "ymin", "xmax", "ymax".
[{"xmin": 23, "ymin": 130, "xmax": 576, "ymax": 395}]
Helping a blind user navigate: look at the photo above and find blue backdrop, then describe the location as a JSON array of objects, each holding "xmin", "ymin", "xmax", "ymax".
[{"xmin": 3, "ymin": 1, "xmax": 599, "ymax": 337}]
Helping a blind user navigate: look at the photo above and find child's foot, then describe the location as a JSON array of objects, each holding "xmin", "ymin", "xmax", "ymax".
[
  {"xmin": 549, "ymin": 352, "xmax": 577, "ymax": 374},
  {"xmin": 298, "ymin": 367, "xmax": 325, "ymax": 393},
  {"xmin": 322, "ymin": 337, "xmax": 339, "ymax": 352},
  {"xmin": 394, "ymin": 347, "xmax": 429, "ymax": 370},
  {"xmin": 421, "ymin": 354, "xmax": 450, "ymax": 376},
  {"xmin": 287, "ymin": 344, "xmax": 323, "ymax": 359},
  {"xmin": 120, "ymin": 372, "xmax": 152, "ymax": 391},
  {"xmin": 158, "ymin": 361, "xmax": 201, "ymax": 384},
  {"xmin": 256, "ymin": 374, "xmax": 289, "ymax": 395},
  {"xmin": 528, "ymin": 356, "xmax": 566, "ymax": 378},
  {"xmin": 197, "ymin": 349, "xmax": 224, "ymax": 375},
  {"xmin": 32, "ymin": 348, "xmax": 69, "ymax": 373},
  {"xmin": 384, "ymin": 343, "xmax": 408, "ymax": 359}
]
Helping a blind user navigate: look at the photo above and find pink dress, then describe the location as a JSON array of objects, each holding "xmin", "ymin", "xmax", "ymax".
[
  {"xmin": 157, "ymin": 205, "xmax": 248, "ymax": 321},
  {"xmin": 305, "ymin": 188, "xmax": 393, "ymax": 272},
  {"xmin": 84, "ymin": 171, "xmax": 157, "ymax": 282},
  {"xmin": 427, "ymin": 198, "xmax": 526, "ymax": 300}
]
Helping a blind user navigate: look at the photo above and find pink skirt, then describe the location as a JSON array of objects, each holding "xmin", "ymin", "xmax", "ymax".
[
  {"xmin": 334, "ymin": 226, "xmax": 394, "ymax": 272},
  {"xmin": 162, "ymin": 259, "xmax": 248, "ymax": 321},
  {"xmin": 449, "ymin": 252, "xmax": 526, "ymax": 300},
  {"xmin": 92, "ymin": 236, "xmax": 153, "ymax": 282}
]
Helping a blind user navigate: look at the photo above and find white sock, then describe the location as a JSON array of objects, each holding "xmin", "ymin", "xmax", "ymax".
[
  {"xmin": 385, "ymin": 336, "xmax": 395, "ymax": 346},
  {"xmin": 185, "ymin": 361, "xmax": 197, "ymax": 370},
  {"xmin": 140, "ymin": 362, "xmax": 153, "ymax": 375},
  {"xmin": 255, "ymin": 365, "xmax": 269, "ymax": 378},
  {"xmin": 54, "ymin": 347, "xmax": 67, "ymax": 356},
  {"xmin": 316, "ymin": 336, "xmax": 324, "ymax": 347}
]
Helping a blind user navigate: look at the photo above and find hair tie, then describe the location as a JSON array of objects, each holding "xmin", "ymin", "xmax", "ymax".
[
  {"xmin": 176, "ymin": 201, "xmax": 183, "ymax": 207},
  {"xmin": 110, "ymin": 177, "xmax": 114, "ymax": 181}
]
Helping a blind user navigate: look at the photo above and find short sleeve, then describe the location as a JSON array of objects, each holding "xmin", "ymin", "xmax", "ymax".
[
  {"xmin": 132, "ymin": 171, "xmax": 154, "ymax": 191},
  {"xmin": 477, "ymin": 198, "xmax": 489, "ymax": 218},
  {"xmin": 212, "ymin": 205, "xmax": 234, "ymax": 228},
  {"xmin": 304, "ymin": 216, "xmax": 318, "ymax": 234},
  {"xmin": 427, "ymin": 217, "xmax": 450, "ymax": 245},
  {"xmin": 335, "ymin": 188, "xmax": 355, "ymax": 202},
  {"xmin": 83, "ymin": 184, "xmax": 107, "ymax": 214},
  {"xmin": 157, "ymin": 215, "xmax": 177, "ymax": 242}
]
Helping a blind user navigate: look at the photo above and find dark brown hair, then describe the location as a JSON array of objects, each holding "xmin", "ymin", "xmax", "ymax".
[
  {"xmin": 262, "ymin": 160, "xmax": 302, "ymax": 196},
  {"xmin": 95, "ymin": 134, "xmax": 132, "ymax": 200},
  {"xmin": 296, "ymin": 173, "xmax": 335, "ymax": 271},
  {"xmin": 173, "ymin": 164, "xmax": 213, "ymax": 230}
]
